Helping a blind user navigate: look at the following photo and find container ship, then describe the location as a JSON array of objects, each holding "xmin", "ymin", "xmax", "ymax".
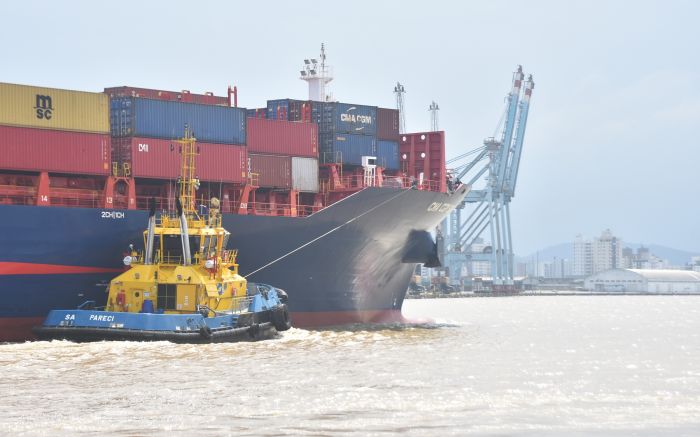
[{"xmin": 0, "ymin": 48, "xmax": 468, "ymax": 341}]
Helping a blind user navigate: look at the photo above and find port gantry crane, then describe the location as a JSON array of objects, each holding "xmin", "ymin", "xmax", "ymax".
[{"xmin": 442, "ymin": 66, "xmax": 534, "ymax": 291}]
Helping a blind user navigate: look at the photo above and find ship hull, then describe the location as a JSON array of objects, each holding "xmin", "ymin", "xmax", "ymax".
[{"xmin": 0, "ymin": 185, "xmax": 468, "ymax": 341}]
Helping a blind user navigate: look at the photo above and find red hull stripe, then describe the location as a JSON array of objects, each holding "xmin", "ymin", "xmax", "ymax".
[
  {"xmin": 0, "ymin": 262, "xmax": 122, "ymax": 276},
  {"xmin": 0, "ymin": 317, "xmax": 44, "ymax": 342}
]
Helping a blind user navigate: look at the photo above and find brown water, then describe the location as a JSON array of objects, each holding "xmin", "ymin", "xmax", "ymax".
[{"xmin": 2, "ymin": 296, "xmax": 700, "ymax": 436}]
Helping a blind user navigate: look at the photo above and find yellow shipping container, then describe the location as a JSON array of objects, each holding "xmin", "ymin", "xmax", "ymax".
[{"xmin": 0, "ymin": 82, "xmax": 109, "ymax": 133}]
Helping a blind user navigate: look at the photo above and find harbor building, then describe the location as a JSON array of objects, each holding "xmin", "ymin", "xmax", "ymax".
[
  {"xmin": 584, "ymin": 269, "xmax": 700, "ymax": 293},
  {"xmin": 622, "ymin": 246, "xmax": 670, "ymax": 269}
]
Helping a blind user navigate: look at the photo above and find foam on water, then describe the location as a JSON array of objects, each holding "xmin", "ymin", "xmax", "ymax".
[{"xmin": 2, "ymin": 296, "xmax": 700, "ymax": 436}]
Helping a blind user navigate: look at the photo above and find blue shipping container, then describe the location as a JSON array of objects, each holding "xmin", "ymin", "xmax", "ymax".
[
  {"xmin": 377, "ymin": 140, "xmax": 399, "ymax": 170},
  {"xmin": 247, "ymin": 108, "xmax": 267, "ymax": 119},
  {"xmin": 266, "ymin": 99, "xmax": 288, "ymax": 120},
  {"xmin": 319, "ymin": 133, "xmax": 376, "ymax": 166},
  {"xmin": 266, "ymin": 99, "xmax": 309, "ymax": 121},
  {"xmin": 311, "ymin": 102, "xmax": 377, "ymax": 136},
  {"xmin": 110, "ymin": 97, "xmax": 246, "ymax": 144}
]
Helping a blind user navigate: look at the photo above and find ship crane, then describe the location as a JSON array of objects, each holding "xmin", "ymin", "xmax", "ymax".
[{"xmin": 442, "ymin": 66, "xmax": 534, "ymax": 291}]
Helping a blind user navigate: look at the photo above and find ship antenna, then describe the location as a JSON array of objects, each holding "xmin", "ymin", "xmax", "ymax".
[{"xmin": 300, "ymin": 43, "xmax": 334, "ymax": 101}]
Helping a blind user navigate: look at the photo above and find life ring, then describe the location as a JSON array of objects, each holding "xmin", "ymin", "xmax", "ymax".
[{"xmin": 272, "ymin": 304, "xmax": 292, "ymax": 331}]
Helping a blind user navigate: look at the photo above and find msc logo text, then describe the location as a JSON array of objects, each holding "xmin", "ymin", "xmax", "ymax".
[{"xmin": 35, "ymin": 94, "xmax": 54, "ymax": 120}]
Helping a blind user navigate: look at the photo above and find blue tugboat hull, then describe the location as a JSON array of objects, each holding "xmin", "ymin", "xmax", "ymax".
[{"xmin": 33, "ymin": 309, "xmax": 280, "ymax": 343}]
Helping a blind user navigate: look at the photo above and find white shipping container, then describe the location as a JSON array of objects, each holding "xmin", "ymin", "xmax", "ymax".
[{"xmin": 292, "ymin": 157, "xmax": 319, "ymax": 192}]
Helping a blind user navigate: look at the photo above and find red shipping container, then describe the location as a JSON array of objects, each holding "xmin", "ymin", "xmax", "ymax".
[
  {"xmin": 122, "ymin": 137, "xmax": 246, "ymax": 183},
  {"xmin": 399, "ymin": 131, "xmax": 447, "ymax": 193},
  {"xmin": 247, "ymin": 118, "xmax": 318, "ymax": 157},
  {"xmin": 104, "ymin": 86, "xmax": 229, "ymax": 106},
  {"xmin": 0, "ymin": 125, "xmax": 110, "ymax": 175},
  {"xmin": 249, "ymin": 154, "xmax": 291, "ymax": 189},
  {"xmin": 377, "ymin": 108, "xmax": 400, "ymax": 141}
]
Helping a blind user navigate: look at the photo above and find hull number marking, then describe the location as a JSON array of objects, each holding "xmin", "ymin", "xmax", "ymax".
[
  {"xmin": 427, "ymin": 202, "xmax": 452, "ymax": 213},
  {"xmin": 101, "ymin": 211, "xmax": 126, "ymax": 219}
]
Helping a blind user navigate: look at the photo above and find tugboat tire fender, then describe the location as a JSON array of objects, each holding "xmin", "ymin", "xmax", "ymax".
[
  {"xmin": 272, "ymin": 304, "xmax": 292, "ymax": 331},
  {"xmin": 248, "ymin": 323, "xmax": 260, "ymax": 339},
  {"xmin": 199, "ymin": 325, "xmax": 212, "ymax": 340}
]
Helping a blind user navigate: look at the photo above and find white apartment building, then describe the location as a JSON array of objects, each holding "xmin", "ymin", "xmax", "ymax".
[
  {"xmin": 573, "ymin": 229, "xmax": 623, "ymax": 277},
  {"xmin": 573, "ymin": 234, "xmax": 592, "ymax": 276},
  {"xmin": 468, "ymin": 238, "xmax": 491, "ymax": 277}
]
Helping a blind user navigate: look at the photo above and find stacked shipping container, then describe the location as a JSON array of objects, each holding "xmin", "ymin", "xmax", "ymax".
[
  {"xmin": 109, "ymin": 96, "xmax": 248, "ymax": 183},
  {"xmin": 112, "ymin": 137, "xmax": 247, "ymax": 183},
  {"xmin": 110, "ymin": 97, "xmax": 246, "ymax": 144},
  {"xmin": 376, "ymin": 108, "xmax": 400, "ymax": 171},
  {"xmin": 262, "ymin": 98, "xmax": 400, "ymax": 172},
  {"xmin": 105, "ymin": 86, "xmax": 229, "ymax": 106},
  {"xmin": 247, "ymin": 118, "xmax": 319, "ymax": 192},
  {"xmin": 310, "ymin": 101, "xmax": 377, "ymax": 167},
  {"xmin": 376, "ymin": 108, "xmax": 400, "ymax": 142},
  {"xmin": 0, "ymin": 79, "xmax": 404, "ymax": 195},
  {"xmin": 266, "ymin": 99, "xmax": 312, "ymax": 122},
  {"xmin": 246, "ymin": 108, "xmax": 267, "ymax": 119},
  {"xmin": 0, "ymin": 82, "xmax": 111, "ymax": 175}
]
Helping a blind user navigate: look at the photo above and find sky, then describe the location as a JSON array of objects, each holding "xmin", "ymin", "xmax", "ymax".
[{"xmin": 2, "ymin": 0, "xmax": 699, "ymax": 255}]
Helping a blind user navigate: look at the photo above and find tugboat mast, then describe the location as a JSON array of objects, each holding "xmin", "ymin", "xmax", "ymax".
[{"xmin": 177, "ymin": 125, "xmax": 199, "ymax": 217}]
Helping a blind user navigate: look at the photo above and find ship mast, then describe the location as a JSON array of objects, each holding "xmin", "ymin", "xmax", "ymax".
[{"xmin": 300, "ymin": 44, "xmax": 334, "ymax": 102}]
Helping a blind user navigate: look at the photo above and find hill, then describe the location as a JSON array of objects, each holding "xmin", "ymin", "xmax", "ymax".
[{"xmin": 518, "ymin": 242, "xmax": 699, "ymax": 266}]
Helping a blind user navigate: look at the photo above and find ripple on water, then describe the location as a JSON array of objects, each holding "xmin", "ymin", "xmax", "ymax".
[{"xmin": 2, "ymin": 296, "xmax": 700, "ymax": 435}]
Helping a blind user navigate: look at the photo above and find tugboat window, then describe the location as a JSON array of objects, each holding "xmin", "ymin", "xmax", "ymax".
[
  {"xmin": 157, "ymin": 284, "xmax": 176, "ymax": 311},
  {"xmin": 162, "ymin": 234, "xmax": 199, "ymax": 263}
]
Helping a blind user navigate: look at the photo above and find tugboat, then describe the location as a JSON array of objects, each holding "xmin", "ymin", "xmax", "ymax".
[{"xmin": 33, "ymin": 128, "xmax": 292, "ymax": 343}]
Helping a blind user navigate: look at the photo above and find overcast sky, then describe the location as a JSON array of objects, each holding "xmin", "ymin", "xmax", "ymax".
[{"xmin": 3, "ymin": 0, "xmax": 698, "ymax": 255}]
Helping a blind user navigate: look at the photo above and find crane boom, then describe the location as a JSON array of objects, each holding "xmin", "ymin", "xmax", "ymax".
[
  {"xmin": 504, "ymin": 74, "xmax": 534, "ymax": 198},
  {"xmin": 495, "ymin": 66, "xmax": 525, "ymax": 189}
]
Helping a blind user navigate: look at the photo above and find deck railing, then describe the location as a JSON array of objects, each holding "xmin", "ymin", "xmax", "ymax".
[{"xmin": 0, "ymin": 174, "xmax": 447, "ymax": 212}]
